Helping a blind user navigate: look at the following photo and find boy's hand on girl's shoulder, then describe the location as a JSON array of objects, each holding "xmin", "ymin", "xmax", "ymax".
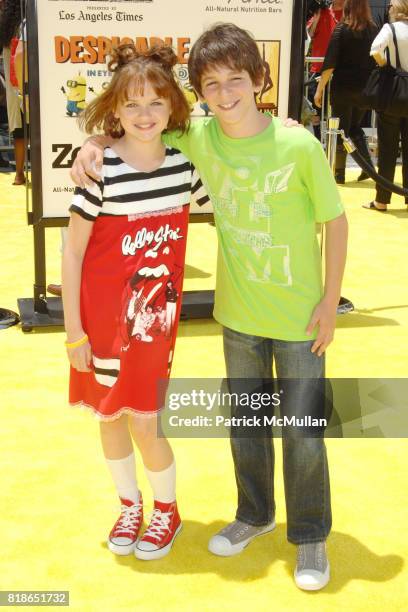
[
  {"xmin": 70, "ymin": 136, "xmax": 106, "ymax": 188},
  {"xmin": 66, "ymin": 340, "xmax": 93, "ymax": 373},
  {"xmin": 306, "ymin": 298, "xmax": 337, "ymax": 357}
]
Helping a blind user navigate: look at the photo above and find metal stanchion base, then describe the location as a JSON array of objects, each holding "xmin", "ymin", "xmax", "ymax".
[
  {"xmin": 0, "ymin": 308, "xmax": 20, "ymax": 329},
  {"xmin": 17, "ymin": 290, "xmax": 215, "ymax": 332},
  {"xmin": 17, "ymin": 297, "xmax": 64, "ymax": 332},
  {"xmin": 180, "ymin": 290, "xmax": 214, "ymax": 320}
]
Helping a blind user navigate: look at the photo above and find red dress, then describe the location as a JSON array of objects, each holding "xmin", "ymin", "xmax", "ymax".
[{"xmin": 68, "ymin": 147, "xmax": 208, "ymax": 420}]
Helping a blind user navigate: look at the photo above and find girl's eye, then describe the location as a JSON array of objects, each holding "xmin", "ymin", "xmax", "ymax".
[
  {"xmin": 232, "ymin": 77, "xmax": 242, "ymax": 82},
  {"xmin": 152, "ymin": 101, "xmax": 164, "ymax": 106}
]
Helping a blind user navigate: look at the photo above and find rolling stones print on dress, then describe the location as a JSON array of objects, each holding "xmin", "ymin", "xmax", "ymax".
[{"xmin": 68, "ymin": 146, "xmax": 209, "ymax": 420}]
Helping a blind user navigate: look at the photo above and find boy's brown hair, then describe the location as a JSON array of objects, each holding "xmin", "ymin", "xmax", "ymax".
[
  {"xmin": 188, "ymin": 23, "xmax": 264, "ymax": 97},
  {"xmin": 80, "ymin": 43, "xmax": 190, "ymax": 138}
]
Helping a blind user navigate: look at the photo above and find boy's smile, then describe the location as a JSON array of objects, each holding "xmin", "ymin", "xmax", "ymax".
[{"xmin": 200, "ymin": 66, "xmax": 268, "ymax": 137}]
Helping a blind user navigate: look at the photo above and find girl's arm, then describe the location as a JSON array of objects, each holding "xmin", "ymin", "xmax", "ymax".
[{"xmin": 62, "ymin": 212, "xmax": 94, "ymax": 372}]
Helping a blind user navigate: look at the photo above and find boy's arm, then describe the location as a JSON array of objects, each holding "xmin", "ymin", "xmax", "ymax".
[
  {"xmin": 62, "ymin": 213, "xmax": 94, "ymax": 372},
  {"xmin": 70, "ymin": 129, "xmax": 190, "ymax": 187},
  {"xmin": 306, "ymin": 212, "xmax": 348, "ymax": 356}
]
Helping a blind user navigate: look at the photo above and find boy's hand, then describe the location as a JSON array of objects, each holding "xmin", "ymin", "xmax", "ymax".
[
  {"xmin": 283, "ymin": 118, "xmax": 303, "ymax": 128},
  {"xmin": 66, "ymin": 339, "xmax": 92, "ymax": 372},
  {"xmin": 306, "ymin": 298, "xmax": 337, "ymax": 357},
  {"xmin": 70, "ymin": 136, "xmax": 106, "ymax": 187}
]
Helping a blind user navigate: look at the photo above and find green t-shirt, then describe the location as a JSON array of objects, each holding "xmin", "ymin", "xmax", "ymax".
[{"xmin": 164, "ymin": 117, "xmax": 344, "ymax": 340}]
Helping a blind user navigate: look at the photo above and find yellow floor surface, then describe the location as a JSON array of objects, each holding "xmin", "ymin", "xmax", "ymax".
[{"xmin": 0, "ymin": 167, "xmax": 407, "ymax": 611}]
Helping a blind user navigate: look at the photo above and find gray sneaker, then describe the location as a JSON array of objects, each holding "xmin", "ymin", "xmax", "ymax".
[
  {"xmin": 294, "ymin": 541, "xmax": 330, "ymax": 591},
  {"xmin": 208, "ymin": 519, "xmax": 276, "ymax": 557}
]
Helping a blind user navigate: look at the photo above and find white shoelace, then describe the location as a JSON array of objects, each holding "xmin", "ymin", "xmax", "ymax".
[
  {"xmin": 143, "ymin": 509, "xmax": 171, "ymax": 540},
  {"xmin": 116, "ymin": 502, "xmax": 142, "ymax": 533}
]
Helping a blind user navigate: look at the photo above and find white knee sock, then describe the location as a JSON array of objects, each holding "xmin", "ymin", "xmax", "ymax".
[
  {"xmin": 105, "ymin": 452, "xmax": 139, "ymax": 504},
  {"xmin": 144, "ymin": 461, "xmax": 176, "ymax": 504}
]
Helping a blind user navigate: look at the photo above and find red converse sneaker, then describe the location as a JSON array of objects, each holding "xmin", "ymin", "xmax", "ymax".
[
  {"xmin": 135, "ymin": 500, "xmax": 182, "ymax": 560},
  {"xmin": 108, "ymin": 494, "xmax": 143, "ymax": 556}
]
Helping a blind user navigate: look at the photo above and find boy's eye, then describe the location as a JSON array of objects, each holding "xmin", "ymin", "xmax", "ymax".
[{"xmin": 205, "ymin": 81, "xmax": 217, "ymax": 88}]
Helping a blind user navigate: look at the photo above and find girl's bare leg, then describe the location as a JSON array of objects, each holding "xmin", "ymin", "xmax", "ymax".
[
  {"xmin": 99, "ymin": 414, "xmax": 133, "ymax": 459},
  {"xmin": 129, "ymin": 415, "xmax": 173, "ymax": 471}
]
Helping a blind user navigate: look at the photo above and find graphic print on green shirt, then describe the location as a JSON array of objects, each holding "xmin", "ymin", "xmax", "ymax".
[{"xmin": 164, "ymin": 117, "xmax": 344, "ymax": 341}]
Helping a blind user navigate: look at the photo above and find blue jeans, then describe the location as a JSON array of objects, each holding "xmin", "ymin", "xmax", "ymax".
[{"xmin": 223, "ymin": 326, "xmax": 332, "ymax": 544}]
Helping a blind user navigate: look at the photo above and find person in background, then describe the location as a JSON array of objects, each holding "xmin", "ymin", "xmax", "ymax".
[
  {"xmin": 314, "ymin": 0, "xmax": 378, "ymax": 183},
  {"xmin": 307, "ymin": 0, "xmax": 345, "ymax": 140},
  {"xmin": 0, "ymin": 0, "xmax": 25, "ymax": 185},
  {"xmin": 364, "ymin": 0, "xmax": 408, "ymax": 211}
]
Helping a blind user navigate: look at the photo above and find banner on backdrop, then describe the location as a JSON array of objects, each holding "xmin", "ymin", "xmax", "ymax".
[{"xmin": 33, "ymin": 0, "xmax": 295, "ymax": 218}]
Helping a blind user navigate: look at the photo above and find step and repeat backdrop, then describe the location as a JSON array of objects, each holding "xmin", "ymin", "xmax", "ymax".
[{"xmin": 29, "ymin": 0, "xmax": 297, "ymax": 218}]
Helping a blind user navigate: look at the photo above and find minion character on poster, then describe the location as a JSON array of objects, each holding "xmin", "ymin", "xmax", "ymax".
[
  {"xmin": 255, "ymin": 41, "xmax": 280, "ymax": 115},
  {"xmin": 61, "ymin": 73, "xmax": 87, "ymax": 117}
]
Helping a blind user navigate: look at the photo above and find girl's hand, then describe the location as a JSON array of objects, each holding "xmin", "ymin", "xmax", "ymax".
[
  {"xmin": 66, "ymin": 337, "xmax": 93, "ymax": 372},
  {"xmin": 283, "ymin": 118, "xmax": 303, "ymax": 128}
]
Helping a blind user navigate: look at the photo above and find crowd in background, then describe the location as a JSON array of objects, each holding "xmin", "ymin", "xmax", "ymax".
[
  {"xmin": 306, "ymin": 0, "xmax": 408, "ymax": 210},
  {"xmin": 0, "ymin": 0, "xmax": 407, "ymax": 208},
  {"xmin": 0, "ymin": 0, "xmax": 26, "ymax": 185}
]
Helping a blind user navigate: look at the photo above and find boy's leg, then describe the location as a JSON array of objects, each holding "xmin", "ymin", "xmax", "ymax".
[
  {"xmin": 272, "ymin": 340, "xmax": 331, "ymax": 545},
  {"xmin": 223, "ymin": 326, "xmax": 275, "ymax": 526},
  {"xmin": 208, "ymin": 326, "xmax": 276, "ymax": 557}
]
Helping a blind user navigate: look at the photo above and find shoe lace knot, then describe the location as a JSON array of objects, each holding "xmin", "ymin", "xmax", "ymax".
[
  {"xmin": 117, "ymin": 502, "xmax": 142, "ymax": 532},
  {"xmin": 144, "ymin": 509, "xmax": 171, "ymax": 540}
]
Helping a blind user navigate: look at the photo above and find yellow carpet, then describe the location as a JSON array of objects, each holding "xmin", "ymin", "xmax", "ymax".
[{"xmin": 0, "ymin": 168, "xmax": 407, "ymax": 611}]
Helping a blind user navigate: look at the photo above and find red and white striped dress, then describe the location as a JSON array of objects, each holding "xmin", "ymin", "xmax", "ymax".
[{"xmin": 68, "ymin": 146, "xmax": 208, "ymax": 420}]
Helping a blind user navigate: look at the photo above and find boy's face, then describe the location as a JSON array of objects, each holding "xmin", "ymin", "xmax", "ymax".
[{"xmin": 200, "ymin": 65, "xmax": 260, "ymax": 132}]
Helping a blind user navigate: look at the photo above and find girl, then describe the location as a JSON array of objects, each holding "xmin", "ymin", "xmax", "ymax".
[{"xmin": 62, "ymin": 43, "xmax": 208, "ymax": 561}]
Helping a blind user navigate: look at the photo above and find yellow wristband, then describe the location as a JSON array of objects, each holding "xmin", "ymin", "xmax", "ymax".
[{"xmin": 65, "ymin": 334, "xmax": 89, "ymax": 349}]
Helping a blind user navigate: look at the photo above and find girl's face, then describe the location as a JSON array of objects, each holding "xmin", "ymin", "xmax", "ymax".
[{"xmin": 115, "ymin": 80, "xmax": 171, "ymax": 143}]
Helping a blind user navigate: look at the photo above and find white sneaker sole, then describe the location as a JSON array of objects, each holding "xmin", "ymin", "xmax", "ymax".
[
  {"xmin": 107, "ymin": 539, "xmax": 137, "ymax": 556},
  {"xmin": 208, "ymin": 520, "xmax": 276, "ymax": 557},
  {"xmin": 294, "ymin": 562, "xmax": 330, "ymax": 591},
  {"xmin": 135, "ymin": 523, "xmax": 182, "ymax": 561}
]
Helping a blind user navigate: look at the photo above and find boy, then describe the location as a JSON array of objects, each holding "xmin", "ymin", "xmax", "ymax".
[{"xmin": 71, "ymin": 23, "xmax": 348, "ymax": 590}]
